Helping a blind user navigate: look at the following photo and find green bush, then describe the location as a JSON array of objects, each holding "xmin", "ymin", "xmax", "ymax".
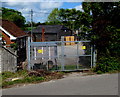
[
  {"xmin": 96, "ymin": 70, "xmax": 103, "ymax": 74},
  {"xmin": 93, "ymin": 57, "xmax": 120, "ymax": 73}
]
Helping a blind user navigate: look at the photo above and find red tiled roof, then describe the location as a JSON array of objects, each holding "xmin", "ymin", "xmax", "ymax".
[{"xmin": 0, "ymin": 19, "xmax": 27, "ymax": 37}]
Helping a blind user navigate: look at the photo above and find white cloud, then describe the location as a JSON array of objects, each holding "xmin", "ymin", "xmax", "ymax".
[
  {"xmin": 19, "ymin": 8, "xmax": 30, "ymax": 13},
  {"xmin": 40, "ymin": 2, "xmax": 63, "ymax": 9},
  {"xmin": 3, "ymin": 0, "xmax": 41, "ymax": 2},
  {"xmin": 63, "ymin": 0, "xmax": 84, "ymax": 2},
  {"xmin": 3, "ymin": 0, "xmax": 84, "ymax": 2},
  {"xmin": 74, "ymin": 4, "xmax": 84, "ymax": 12},
  {"xmin": 2, "ymin": 1, "xmax": 83, "ymax": 23},
  {"xmin": 4, "ymin": 2, "xmax": 33, "ymax": 8},
  {"xmin": 2, "ymin": 2, "xmax": 63, "ymax": 23},
  {"xmin": 5, "ymin": 2, "xmax": 20, "ymax": 6}
]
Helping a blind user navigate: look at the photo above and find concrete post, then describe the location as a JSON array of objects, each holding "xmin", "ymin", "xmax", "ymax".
[
  {"xmin": 27, "ymin": 37, "xmax": 31, "ymax": 71},
  {"xmin": 61, "ymin": 36, "xmax": 65, "ymax": 71},
  {"xmin": 92, "ymin": 45, "xmax": 97, "ymax": 67}
]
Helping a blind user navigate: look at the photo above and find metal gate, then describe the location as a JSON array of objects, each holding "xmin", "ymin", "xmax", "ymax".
[{"xmin": 27, "ymin": 37, "xmax": 96, "ymax": 71}]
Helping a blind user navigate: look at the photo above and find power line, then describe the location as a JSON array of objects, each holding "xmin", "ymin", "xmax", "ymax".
[
  {"xmin": 33, "ymin": 11, "xmax": 50, "ymax": 14},
  {"xmin": 24, "ymin": 10, "xmax": 50, "ymax": 14},
  {"xmin": 30, "ymin": 9, "xmax": 47, "ymax": 42}
]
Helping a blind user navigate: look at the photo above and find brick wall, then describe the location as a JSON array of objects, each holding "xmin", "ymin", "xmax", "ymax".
[{"xmin": 2, "ymin": 31, "xmax": 12, "ymax": 45}]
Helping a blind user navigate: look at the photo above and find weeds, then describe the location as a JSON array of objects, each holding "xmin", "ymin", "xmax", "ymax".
[
  {"xmin": 1, "ymin": 70, "xmax": 64, "ymax": 88},
  {"xmin": 93, "ymin": 57, "xmax": 120, "ymax": 74}
]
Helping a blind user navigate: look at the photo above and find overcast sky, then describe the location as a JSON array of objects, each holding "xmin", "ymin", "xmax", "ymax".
[{"xmin": 2, "ymin": 0, "xmax": 83, "ymax": 23}]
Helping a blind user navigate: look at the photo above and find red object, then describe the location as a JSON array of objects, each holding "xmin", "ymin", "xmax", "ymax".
[{"xmin": 42, "ymin": 27, "xmax": 45, "ymax": 42}]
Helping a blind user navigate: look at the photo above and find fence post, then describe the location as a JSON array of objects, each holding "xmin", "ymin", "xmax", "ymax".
[
  {"xmin": 27, "ymin": 37, "xmax": 31, "ymax": 71},
  {"xmin": 93, "ymin": 45, "xmax": 97, "ymax": 67},
  {"xmin": 91, "ymin": 45, "xmax": 93, "ymax": 68},
  {"xmin": 61, "ymin": 36, "xmax": 65, "ymax": 71},
  {"xmin": 76, "ymin": 42, "xmax": 79, "ymax": 69}
]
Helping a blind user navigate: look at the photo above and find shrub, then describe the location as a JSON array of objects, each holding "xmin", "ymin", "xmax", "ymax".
[
  {"xmin": 96, "ymin": 70, "xmax": 103, "ymax": 74},
  {"xmin": 93, "ymin": 56, "xmax": 120, "ymax": 73}
]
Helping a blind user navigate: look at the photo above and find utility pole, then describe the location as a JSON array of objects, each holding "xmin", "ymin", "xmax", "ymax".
[{"xmin": 30, "ymin": 9, "xmax": 33, "ymax": 42}]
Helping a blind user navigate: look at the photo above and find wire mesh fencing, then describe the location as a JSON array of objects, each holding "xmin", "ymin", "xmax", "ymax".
[{"xmin": 27, "ymin": 38, "xmax": 94, "ymax": 71}]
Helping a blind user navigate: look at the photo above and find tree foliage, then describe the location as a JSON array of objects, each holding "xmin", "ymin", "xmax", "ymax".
[
  {"xmin": 46, "ymin": 7, "xmax": 93, "ymax": 40},
  {"xmin": 47, "ymin": 2, "xmax": 120, "ymax": 72},
  {"xmin": 46, "ymin": 8, "xmax": 85, "ymax": 31},
  {"xmin": 47, "ymin": 8, "xmax": 61, "ymax": 25},
  {"xmin": 82, "ymin": 2, "xmax": 120, "ymax": 72},
  {"xmin": 2, "ymin": 7, "xmax": 26, "ymax": 27},
  {"xmin": 91, "ymin": 2, "xmax": 120, "ymax": 58},
  {"xmin": 46, "ymin": 2, "xmax": 120, "ymax": 60}
]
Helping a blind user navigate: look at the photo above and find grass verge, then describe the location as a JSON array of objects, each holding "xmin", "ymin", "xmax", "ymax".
[{"xmin": 0, "ymin": 70, "xmax": 64, "ymax": 88}]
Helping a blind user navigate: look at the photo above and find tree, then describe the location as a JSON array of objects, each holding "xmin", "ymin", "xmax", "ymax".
[
  {"xmin": 81, "ymin": 2, "xmax": 120, "ymax": 73},
  {"xmin": 2, "ymin": 7, "xmax": 26, "ymax": 28},
  {"xmin": 47, "ymin": 8, "xmax": 85, "ymax": 31},
  {"xmin": 47, "ymin": 7, "xmax": 93, "ymax": 40},
  {"xmin": 82, "ymin": 2, "xmax": 120, "ymax": 58},
  {"xmin": 47, "ymin": 8, "xmax": 61, "ymax": 25}
]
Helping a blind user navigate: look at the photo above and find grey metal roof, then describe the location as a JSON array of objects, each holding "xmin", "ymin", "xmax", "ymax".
[{"xmin": 32, "ymin": 25, "xmax": 71, "ymax": 34}]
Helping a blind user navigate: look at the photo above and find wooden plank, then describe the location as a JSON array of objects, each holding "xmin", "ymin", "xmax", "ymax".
[
  {"xmin": 70, "ymin": 36, "xmax": 75, "ymax": 45},
  {"xmin": 65, "ymin": 36, "xmax": 70, "ymax": 45}
]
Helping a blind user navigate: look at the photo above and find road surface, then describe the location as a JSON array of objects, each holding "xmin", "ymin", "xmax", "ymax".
[{"xmin": 2, "ymin": 73, "xmax": 119, "ymax": 95}]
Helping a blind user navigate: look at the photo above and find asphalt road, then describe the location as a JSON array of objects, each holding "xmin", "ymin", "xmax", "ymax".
[{"xmin": 2, "ymin": 73, "xmax": 119, "ymax": 95}]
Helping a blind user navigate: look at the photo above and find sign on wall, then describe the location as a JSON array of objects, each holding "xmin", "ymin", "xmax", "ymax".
[
  {"xmin": 38, "ymin": 49, "xmax": 43, "ymax": 53},
  {"xmin": 81, "ymin": 46, "xmax": 86, "ymax": 50}
]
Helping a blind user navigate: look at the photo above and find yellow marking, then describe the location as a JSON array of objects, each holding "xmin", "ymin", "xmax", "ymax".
[
  {"xmin": 81, "ymin": 46, "xmax": 86, "ymax": 50},
  {"xmin": 38, "ymin": 49, "xmax": 43, "ymax": 53}
]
